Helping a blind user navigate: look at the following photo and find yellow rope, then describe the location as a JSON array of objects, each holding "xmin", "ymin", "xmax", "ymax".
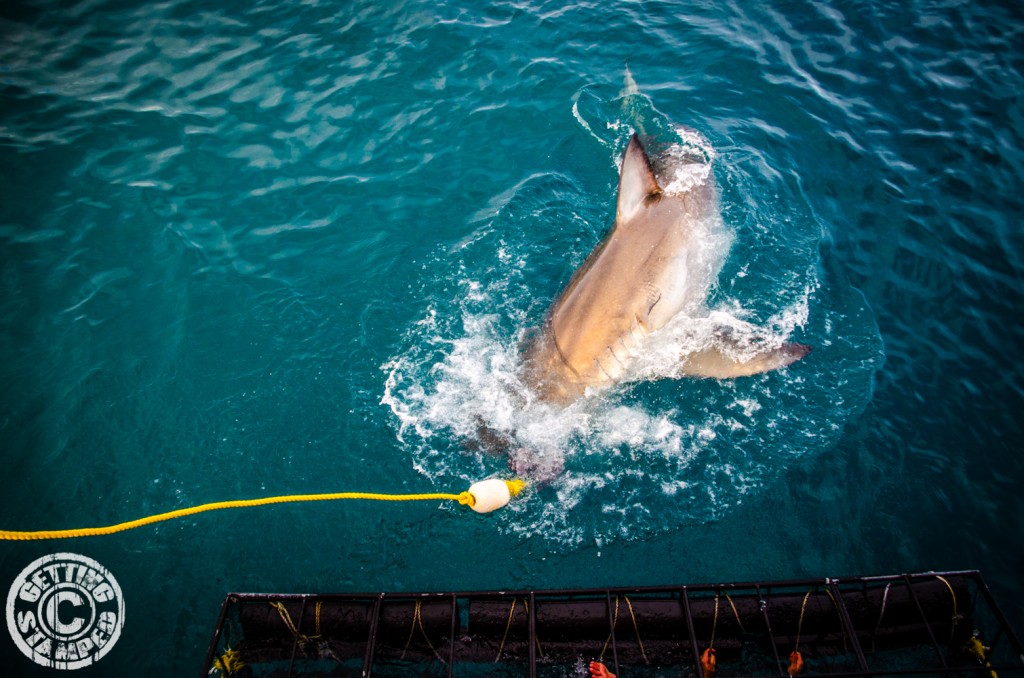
[
  {"xmin": 966, "ymin": 634, "xmax": 998, "ymax": 678},
  {"xmin": 710, "ymin": 591, "xmax": 720, "ymax": 649},
  {"xmin": 934, "ymin": 575, "xmax": 959, "ymax": 643},
  {"xmin": 794, "ymin": 590, "xmax": 812, "ymax": 652},
  {"xmin": 623, "ymin": 595, "xmax": 649, "ymax": 664},
  {"xmin": 823, "ymin": 587, "xmax": 848, "ymax": 654},
  {"xmin": 871, "ymin": 582, "xmax": 893, "ymax": 653},
  {"xmin": 270, "ymin": 600, "xmax": 331, "ymax": 659},
  {"xmin": 400, "ymin": 600, "xmax": 444, "ymax": 663},
  {"xmin": 494, "ymin": 598, "xmax": 543, "ymax": 659},
  {"xmin": 212, "ymin": 647, "xmax": 246, "ymax": 676},
  {"xmin": 270, "ymin": 602, "xmax": 302, "ymax": 638},
  {"xmin": 599, "ymin": 595, "xmax": 648, "ymax": 664},
  {"xmin": 599, "ymin": 595, "xmax": 620, "ymax": 660},
  {"xmin": 724, "ymin": 592, "xmax": 745, "ymax": 633},
  {"xmin": 496, "ymin": 598, "xmax": 518, "ymax": 662},
  {"xmin": 0, "ymin": 489, "xmax": 479, "ymax": 541}
]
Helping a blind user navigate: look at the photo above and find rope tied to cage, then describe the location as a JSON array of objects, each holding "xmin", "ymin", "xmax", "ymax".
[
  {"xmin": 495, "ymin": 597, "xmax": 543, "ymax": 662},
  {"xmin": 787, "ymin": 589, "xmax": 813, "ymax": 677},
  {"xmin": 400, "ymin": 600, "xmax": 445, "ymax": 664},
  {"xmin": 268, "ymin": 600, "xmax": 333, "ymax": 660},
  {"xmin": 724, "ymin": 591, "xmax": 746, "ymax": 633},
  {"xmin": 871, "ymin": 581, "xmax": 893, "ymax": 653},
  {"xmin": 210, "ymin": 647, "xmax": 246, "ymax": 677},
  {"xmin": 599, "ymin": 595, "xmax": 648, "ymax": 665},
  {"xmin": 822, "ymin": 587, "xmax": 849, "ymax": 655},
  {"xmin": 700, "ymin": 592, "xmax": 721, "ymax": 677},
  {"xmin": 624, "ymin": 596, "xmax": 649, "ymax": 664},
  {"xmin": 965, "ymin": 633, "xmax": 998, "ymax": 678},
  {"xmin": 270, "ymin": 602, "xmax": 303, "ymax": 639},
  {"xmin": 935, "ymin": 575, "xmax": 960, "ymax": 644},
  {"xmin": 495, "ymin": 598, "xmax": 518, "ymax": 662}
]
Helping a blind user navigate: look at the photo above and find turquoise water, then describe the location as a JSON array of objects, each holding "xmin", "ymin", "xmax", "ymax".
[{"xmin": 1, "ymin": 0, "xmax": 1022, "ymax": 675}]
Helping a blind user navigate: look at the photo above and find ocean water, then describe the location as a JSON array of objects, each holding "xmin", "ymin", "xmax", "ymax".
[{"xmin": 1, "ymin": 0, "xmax": 1022, "ymax": 675}]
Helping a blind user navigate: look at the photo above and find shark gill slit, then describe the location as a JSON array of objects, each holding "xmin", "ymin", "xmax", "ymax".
[
  {"xmin": 551, "ymin": 332, "xmax": 582, "ymax": 378},
  {"xmin": 607, "ymin": 346, "xmax": 626, "ymax": 370}
]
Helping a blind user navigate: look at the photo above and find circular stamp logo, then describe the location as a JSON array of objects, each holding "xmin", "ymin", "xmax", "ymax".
[{"xmin": 6, "ymin": 553, "xmax": 124, "ymax": 670}]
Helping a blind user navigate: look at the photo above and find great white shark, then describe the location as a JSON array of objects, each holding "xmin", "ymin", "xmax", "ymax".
[{"xmin": 521, "ymin": 133, "xmax": 809, "ymax": 406}]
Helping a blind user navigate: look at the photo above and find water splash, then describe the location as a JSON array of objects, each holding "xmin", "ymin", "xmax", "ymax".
[{"xmin": 381, "ymin": 86, "xmax": 879, "ymax": 548}]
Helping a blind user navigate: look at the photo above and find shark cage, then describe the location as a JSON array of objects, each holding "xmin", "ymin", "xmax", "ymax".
[{"xmin": 202, "ymin": 570, "xmax": 1024, "ymax": 677}]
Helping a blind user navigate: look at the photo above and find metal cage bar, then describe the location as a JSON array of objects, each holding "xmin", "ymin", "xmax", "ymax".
[
  {"xmin": 201, "ymin": 593, "xmax": 234, "ymax": 675},
  {"xmin": 528, "ymin": 591, "xmax": 537, "ymax": 678},
  {"xmin": 752, "ymin": 584, "xmax": 785, "ymax": 678},
  {"xmin": 681, "ymin": 587, "xmax": 703, "ymax": 678},
  {"xmin": 284, "ymin": 595, "xmax": 309, "ymax": 677},
  {"xmin": 604, "ymin": 590, "xmax": 620, "ymax": 675},
  {"xmin": 828, "ymin": 577, "xmax": 870, "ymax": 673},
  {"xmin": 903, "ymin": 573, "xmax": 949, "ymax": 669},
  {"xmin": 974, "ymin": 570, "xmax": 1024, "ymax": 659},
  {"xmin": 446, "ymin": 593, "xmax": 456, "ymax": 678},
  {"xmin": 362, "ymin": 593, "xmax": 382, "ymax": 677}
]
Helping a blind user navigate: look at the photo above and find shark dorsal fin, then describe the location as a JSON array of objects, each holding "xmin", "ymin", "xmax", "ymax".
[{"xmin": 616, "ymin": 133, "xmax": 661, "ymax": 224}]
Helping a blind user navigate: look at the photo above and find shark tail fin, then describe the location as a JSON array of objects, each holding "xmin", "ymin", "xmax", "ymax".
[
  {"xmin": 622, "ymin": 64, "xmax": 640, "ymax": 98},
  {"xmin": 620, "ymin": 65, "xmax": 648, "ymax": 138}
]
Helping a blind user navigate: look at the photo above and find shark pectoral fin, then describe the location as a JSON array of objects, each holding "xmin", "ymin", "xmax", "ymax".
[
  {"xmin": 676, "ymin": 342, "xmax": 811, "ymax": 379},
  {"xmin": 616, "ymin": 134, "xmax": 661, "ymax": 223}
]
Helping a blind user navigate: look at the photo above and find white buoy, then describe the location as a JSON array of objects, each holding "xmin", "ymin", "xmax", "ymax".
[{"xmin": 467, "ymin": 478, "xmax": 519, "ymax": 513}]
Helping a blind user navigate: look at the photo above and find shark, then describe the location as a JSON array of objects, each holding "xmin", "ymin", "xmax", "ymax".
[{"xmin": 521, "ymin": 133, "xmax": 809, "ymax": 407}]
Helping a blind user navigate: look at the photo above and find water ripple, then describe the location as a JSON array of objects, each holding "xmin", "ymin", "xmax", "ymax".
[{"xmin": 2, "ymin": 0, "xmax": 1024, "ymax": 669}]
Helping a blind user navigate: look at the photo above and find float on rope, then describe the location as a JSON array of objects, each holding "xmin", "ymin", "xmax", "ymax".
[{"xmin": 0, "ymin": 478, "xmax": 526, "ymax": 541}]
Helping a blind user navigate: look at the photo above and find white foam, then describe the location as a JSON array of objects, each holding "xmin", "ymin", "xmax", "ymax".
[
  {"xmin": 379, "ymin": 128, "xmax": 821, "ymax": 548},
  {"xmin": 660, "ymin": 127, "xmax": 717, "ymax": 195}
]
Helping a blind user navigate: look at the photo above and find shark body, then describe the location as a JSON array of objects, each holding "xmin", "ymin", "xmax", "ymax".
[{"xmin": 522, "ymin": 133, "xmax": 808, "ymax": 406}]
